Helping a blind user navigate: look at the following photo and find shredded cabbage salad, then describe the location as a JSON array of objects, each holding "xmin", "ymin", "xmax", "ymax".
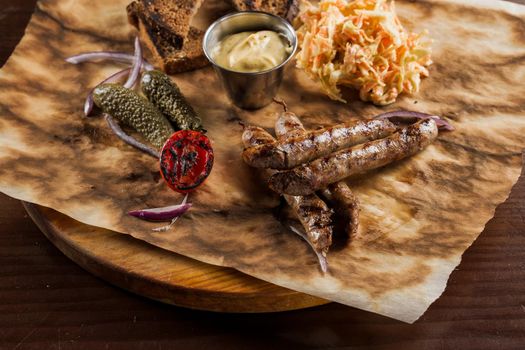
[{"xmin": 295, "ymin": 0, "xmax": 432, "ymax": 105}]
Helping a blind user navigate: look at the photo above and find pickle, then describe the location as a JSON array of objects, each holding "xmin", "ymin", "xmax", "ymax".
[
  {"xmin": 141, "ymin": 70, "xmax": 203, "ymax": 131},
  {"xmin": 93, "ymin": 83, "xmax": 174, "ymax": 149}
]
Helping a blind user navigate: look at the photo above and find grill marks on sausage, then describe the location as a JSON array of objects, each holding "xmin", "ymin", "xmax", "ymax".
[
  {"xmin": 268, "ymin": 119, "xmax": 439, "ymax": 196},
  {"xmin": 320, "ymin": 182, "xmax": 360, "ymax": 240},
  {"xmin": 242, "ymin": 109, "xmax": 432, "ymax": 255},
  {"xmin": 241, "ymin": 125, "xmax": 276, "ymax": 147},
  {"xmin": 242, "ymin": 120, "xmax": 334, "ymax": 256},
  {"xmin": 274, "ymin": 112, "xmax": 334, "ymax": 256},
  {"xmin": 275, "ymin": 111, "xmax": 360, "ymax": 243},
  {"xmin": 242, "ymin": 119, "xmax": 397, "ymax": 169},
  {"xmin": 284, "ymin": 194, "xmax": 333, "ymax": 255},
  {"xmin": 274, "ymin": 112, "xmax": 308, "ymax": 140}
]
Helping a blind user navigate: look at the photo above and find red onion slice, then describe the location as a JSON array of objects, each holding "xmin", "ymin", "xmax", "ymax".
[
  {"xmin": 128, "ymin": 202, "xmax": 192, "ymax": 222},
  {"xmin": 375, "ymin": 110, "xmax": 455, "ymax": 131},
  {"xmin": 123, "ymin": 37, "xmax": 143, "ymax": 89},
  {"xmin": 84, "ymin": 68, "xmax": 130, "ymax": 117},
  {"xmin": 65, "ymin": 51, "xmax": 154, "ymax": 71},
  {"xmin": 290, "ymin": 225, "xmax": 328, "ymax": 274},
  {"xmin": 104, "ymin": 114, "xmax": 160, "ymax": 158},
  {"xmin": 151, "ymin": 194, "xmax": 190, "ymax": 232}
]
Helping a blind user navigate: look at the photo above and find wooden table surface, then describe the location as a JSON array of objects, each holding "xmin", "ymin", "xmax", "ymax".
[{"xmin": 1, "ymin": 1, "xmax": 524, "ymax": 349}]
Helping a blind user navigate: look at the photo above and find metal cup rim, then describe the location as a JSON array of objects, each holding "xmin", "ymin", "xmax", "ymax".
[{"xmin": 202, "ymin": 11, "xmax": 299, "ymax": 76}]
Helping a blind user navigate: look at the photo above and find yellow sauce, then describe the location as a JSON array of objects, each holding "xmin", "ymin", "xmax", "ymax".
[{"xmin": 211, "ymin": 30, "xmax": 292, "ymax": 73}]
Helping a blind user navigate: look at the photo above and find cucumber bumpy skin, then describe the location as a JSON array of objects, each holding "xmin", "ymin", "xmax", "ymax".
[
  {"xmin": 93, "ymin": 83, "xmax": 174, "ymax": 149},
  {"xmin": 141, "ymin": 70, "xmax": 203, "ymax": 131}
]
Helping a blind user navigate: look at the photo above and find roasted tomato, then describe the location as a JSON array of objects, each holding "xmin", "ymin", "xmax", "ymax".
[{"xmin": 160, "ymin": 130, "xmax": 214, "ymax": 193}]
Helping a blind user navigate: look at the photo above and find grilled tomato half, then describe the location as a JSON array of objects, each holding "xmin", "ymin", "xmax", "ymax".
[{"xmin": 160, "ymin": 130, "xmax": 214, "ymax": 193}]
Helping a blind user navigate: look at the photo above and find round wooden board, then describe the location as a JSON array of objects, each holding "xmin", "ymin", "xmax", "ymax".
[{"xmin": 23, "ymin": 202, "xmax": 329, "ymax": 313}]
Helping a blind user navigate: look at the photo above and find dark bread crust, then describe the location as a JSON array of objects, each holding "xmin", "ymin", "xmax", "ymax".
[
  {"xmin": 230, "ymin": 0, "xmax": 300, "ymax": 22},
  {"xmin": 230, "ymin": 0, "xmax": 256, "ymax": 11},
  {"xmin": 130, "ymin": 0, "xmax": 204, "ymax": 50},
  {"xmin": 161, "ymin": 27, "xmax": 209, "ymax": 74},
  {"xmin": 127, "ymin": 1, "xmax": 141, "ymax": 27},
  {"xmin": 127, "ymin": 1, "xmax": 209, "ymax": 74}
]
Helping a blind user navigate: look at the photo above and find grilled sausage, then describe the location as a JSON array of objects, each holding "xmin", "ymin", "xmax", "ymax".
[
  {"xmin": 268, "ymin": 119, "xmax": 439, "ymax": 195},
  {"xmin": 242, "ymin": 118, "xmax": 397, "ymax": 169},
  {"xmin": 242, "ymin": 124, "xmax": 334, "ymax": 256},
  {"xmin": 274, "ymin": 112, "xmax": 308, "ymax": 139},
  {"xmin": 320, "ymin": 182, "xmax": 360, "ymax": 239},
  {"xmin": 275, "ymin": 111, "xmax": 360, "ymax": 238},
  {"xmin": 284, "ymin": 194, "xmax": 333, "ymax": 255},
  {"xmin": 241, "ymin": 125, "xmax": 276, "ymax": 147}
]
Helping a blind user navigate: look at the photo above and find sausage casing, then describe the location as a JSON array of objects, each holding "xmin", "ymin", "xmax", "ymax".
[
  {"xmin": 241, "ymin": 125, "xmax": 276, "ymax": 147},
  {"xmin": 268, "ymin": 119, "xmax": 439, "ymax": 195},
  {"xmin": 320, "ymin": 182, "xmax": 360, "ymax": 239},
  {"xmin": 275, "ymin": 112, "xmax": 360, "ymax": 239},
  {"xmin": 274, "ymin": 112, "xmax": 307, "ymax": 139},
  {"xmin": 241, "ymin": 123, "xmax": 334, "ymax": 255},
  {"xmin": 243, "ymin": 118, "xmax": 397, "ymax": 169},
  {"xmin": 284, "ymin": 194, "xmax": 333, "ymax": 254},
  {"xmin": 274, "ymin": 112, "xmax": 334, "ymax": 253}
]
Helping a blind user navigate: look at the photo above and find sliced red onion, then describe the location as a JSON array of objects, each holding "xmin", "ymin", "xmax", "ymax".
[
  {"xmin": 129, "ymin": 201, "xmax": 192, "ymax": 222},
  {"xmin": 123, "ymin": 37, "xmax": 143, "ymax": 89},
  {"xmin": 65, "ymin": 51, "xmax": 154, "ymax": 71},
  {"xmin": 84, "ymin": 68, "xmax": 130, "ymax": 117},
  {"xmin": 375, "ymin": 110, "xmax": 455, "ymax": 131},
  {"xmin": 151, "ymin": 194, "xmax": 190, "ymax": 232},
  {"xmin": 290, "ymin": 225, "xmax": 328, "ymax": 274},
  {"xmin": 104, "ymin": 114, "xmax": 160, "ymax": 158}
]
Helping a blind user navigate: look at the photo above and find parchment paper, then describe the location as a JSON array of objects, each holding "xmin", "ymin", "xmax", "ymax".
[{"xmin": 0, "ymin": 0, "xmax": 524, "ymax": 323}]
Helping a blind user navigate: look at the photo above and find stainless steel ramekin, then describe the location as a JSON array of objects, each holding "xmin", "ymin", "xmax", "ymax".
[{"xmin": 203, "ymin": 12, "xmax": 298, "ymax": 110}]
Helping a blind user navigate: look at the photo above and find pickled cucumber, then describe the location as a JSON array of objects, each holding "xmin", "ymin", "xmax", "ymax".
[
  {"xmin": 141, "ymin": 70, "xmax": 203, "ymax": 131},
  {"xmin": 93, "ymin": 83, "xmax": 174, "ymax": 149}
]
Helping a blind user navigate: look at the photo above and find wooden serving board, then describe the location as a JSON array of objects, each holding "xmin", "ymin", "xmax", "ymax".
[{"xmin": 23, "ymin": 202, "xmax": 328, "ymax": 312}]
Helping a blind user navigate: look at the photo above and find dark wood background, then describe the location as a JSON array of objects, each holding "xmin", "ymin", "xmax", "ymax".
[{"xmin": 1, "ymin": 1, "xmax": 524, "ymax": 349}]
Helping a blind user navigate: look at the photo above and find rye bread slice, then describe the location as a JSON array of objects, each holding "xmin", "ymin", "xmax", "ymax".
[
  {"xmin": 230, "ymin": 0, "xmax": 300, "ymax": 22},
  {"xmin": 144, "ymin": 25, "xmax": 209, "ymax": 74},
  {"xmin": 128, "ymin": 1, "xmax": 209, "ymax": 74},
  {"xmin": 128, "ymin": 0, "xmax": 204, "ymax": 50}
]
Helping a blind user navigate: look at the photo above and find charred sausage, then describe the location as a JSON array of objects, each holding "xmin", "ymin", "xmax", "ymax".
[
  {"xmin": 320, "ymin": 182, "xmax": 360, "ymax": 239},
  {"xmin": 243, "ymin": 118, "xmax": 397, "ymax": 169},
  {"xmin": 274, "ymin": 112, "xmax": 308, "ymax": 139},
  {"xmin": 284, "ymin": 194, "xmax": 333, "ymax": 256},
  {"xmin": 241, "ymin": 123, "xmax": 334, "ymax": 256},
  {"xmin": 275, "ymin": 111, "xmax": 360, "ymax": 238},
  {"xmin": 268, "ymin": 119, "xmax": 439, "ymax": 195},
  {"xmin": 241, "ymin": 125, "xmax": 276, "ymax": 147}
]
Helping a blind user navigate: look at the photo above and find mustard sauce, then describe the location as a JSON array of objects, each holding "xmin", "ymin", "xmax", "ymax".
[{"xmin": 211, "ymin": 30, "xmax": 292, "ymax": 73}]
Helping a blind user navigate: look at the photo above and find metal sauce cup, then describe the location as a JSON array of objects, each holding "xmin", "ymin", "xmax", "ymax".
[{"xmin": 203, "ymin": 12, "xmax": 298, "ymax": 110}]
